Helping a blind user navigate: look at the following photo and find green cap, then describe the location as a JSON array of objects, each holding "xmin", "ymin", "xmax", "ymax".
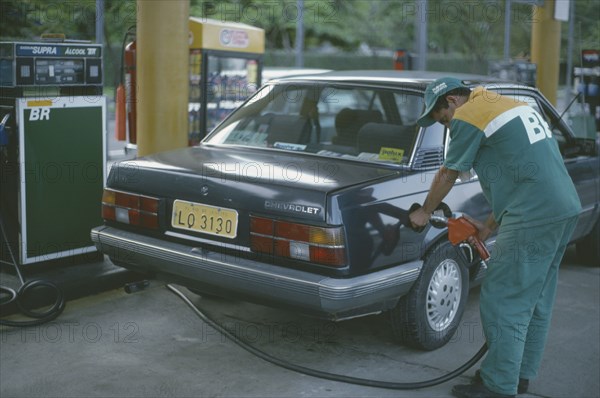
[{"xmin": 417, "ymin": 77, "xmax": 468, "ymax": 127}]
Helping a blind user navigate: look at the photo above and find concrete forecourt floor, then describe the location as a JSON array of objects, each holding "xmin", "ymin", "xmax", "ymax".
[{"xmin": 0, "ymin": 247, "xmax": 598, "ymax": 398}]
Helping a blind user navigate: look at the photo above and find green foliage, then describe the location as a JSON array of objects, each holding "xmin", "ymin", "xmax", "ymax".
[
  {"xmin": 1, "ymin": 0, "xmax": 598, "ymax": 67},
  {"xmin": 0, "ymin": 0, "xmax": 97, "ymax": 40},
  {"xmin": 185, "ymin": 0, "xmax": 598, "ymax": 62},
  {"xmin": 564, "ymin": 0, "xmax": 600, "ymax": 56}
]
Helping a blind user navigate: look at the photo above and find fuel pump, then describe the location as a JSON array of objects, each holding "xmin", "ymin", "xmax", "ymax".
[{"xmin": 0, "ymin": 39, "xmax": 106, "ymax": 266}]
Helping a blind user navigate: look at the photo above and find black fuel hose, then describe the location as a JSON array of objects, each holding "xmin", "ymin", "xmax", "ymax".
[
  {"xmin": 0, "ymin": 215, "xmax": 66, "ymax": 327},
  {"xmin": 167, "ymin": 284, "xmax": 487, "ymax": 390},
  {"xmin": 0, "ymin": 280, "xmax": 65, "ymax": 327}
]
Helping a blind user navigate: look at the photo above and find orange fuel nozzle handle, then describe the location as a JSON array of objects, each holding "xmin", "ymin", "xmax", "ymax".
[
  {"xmin": 447, "ymin": 217, "xmax": 490, "ymax": 261},
  {"xmin": 408, "ymin": 203, "xmax": 490, "ymax": 261}
]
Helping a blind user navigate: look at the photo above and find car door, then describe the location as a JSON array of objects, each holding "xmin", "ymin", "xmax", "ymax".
[{"xmin": 505, "ymin": 90, "xmax": 599, "ymax": 241}]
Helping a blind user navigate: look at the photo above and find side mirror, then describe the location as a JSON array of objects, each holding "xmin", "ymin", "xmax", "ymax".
[
  {"xmin": 576, "ymin": 137, "xmax": 598, "ymax": 156},
  {"xmin": 564, "ymin": 137, "xmax": 597, "ymax": 157}
]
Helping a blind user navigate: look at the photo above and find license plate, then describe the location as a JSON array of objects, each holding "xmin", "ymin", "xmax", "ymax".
[{"xmin": 171, "ymin": 200, "xmax": 238, "ymax": 239}]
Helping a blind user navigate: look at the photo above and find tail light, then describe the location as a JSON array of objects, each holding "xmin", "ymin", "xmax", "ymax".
[
  {"xmin": 250, "ymin": 216, "xmax": 347, "ymax": 267},
  {"xmin": 102, "ymin": 188, "xmax": 159, "ymax": 229}
]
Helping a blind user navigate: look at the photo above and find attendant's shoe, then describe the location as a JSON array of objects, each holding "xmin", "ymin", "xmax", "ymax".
[
  {"xmin": 452, "ymin": 383, "xmax": 516, "ymax": 398},
  {"xmin": 517, "ymin": 378, "xmax": 529, "ymax": 394},
  {"xmin": 473, "ymin": 370, "xmax": 529, "ymax": 394}
]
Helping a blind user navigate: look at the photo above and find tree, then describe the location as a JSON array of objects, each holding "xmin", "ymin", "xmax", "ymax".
[
  {"xmin": 0, "ymin": 0, "xmax": 98, "ymax": 40},
  {"xmin": 1, "ymin": 0, "xmax": 597, "ymax": 69}
]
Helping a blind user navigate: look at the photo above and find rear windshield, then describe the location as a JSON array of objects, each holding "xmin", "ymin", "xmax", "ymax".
[{"xmin": 205, "ymin": 83, "xmax": 425, "ymax": 166}]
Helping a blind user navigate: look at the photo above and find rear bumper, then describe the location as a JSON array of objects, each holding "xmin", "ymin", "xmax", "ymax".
[{"xmin": 91, "ymin": 226, "xmax": 422, "ymax": 320}]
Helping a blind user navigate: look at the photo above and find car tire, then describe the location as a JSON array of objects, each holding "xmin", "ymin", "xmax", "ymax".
[
  {"xmin": 576, "ymin": 218, "xmax": 600, "ymax": 266},
  {"xmin": 390, "ymin": 240, "xmax": 469, "ymax": 350}
]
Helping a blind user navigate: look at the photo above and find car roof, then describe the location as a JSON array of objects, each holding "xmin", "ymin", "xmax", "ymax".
[
  {"xmin": 262, "ymin": 67, "xmax": 332, "ymax": 81},
  {"xmin": 270, "ymin": 69, "xmax": 531, "ymax": 90}
]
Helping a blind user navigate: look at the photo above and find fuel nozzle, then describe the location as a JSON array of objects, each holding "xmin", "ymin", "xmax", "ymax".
[
  {"xmin": 0, "ymin": 113, "xmax": 9, "ymax": 146},
  {"xmin": 0, "ymin": 113, "xmax": 10, "ymax": 160},
  {"xmin": 410, "ymin": 202, "xmax": 490, "ymax": 262},
  {"xmin": 445, "ymin": 217, "xmax": 490, "ymax": 262}
]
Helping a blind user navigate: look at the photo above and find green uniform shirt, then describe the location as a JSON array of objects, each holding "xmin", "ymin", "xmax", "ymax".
[{"xmin": 444, "ymin": 87, "xmax": 581, "ymax": 230}]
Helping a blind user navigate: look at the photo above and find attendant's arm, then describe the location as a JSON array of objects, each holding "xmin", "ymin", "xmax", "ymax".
[{"xmin": 410, "ymin": 166, "xmax": 459, "ymax": 228}]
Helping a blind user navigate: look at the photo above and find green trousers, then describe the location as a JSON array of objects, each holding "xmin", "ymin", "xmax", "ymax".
[{"xmin": 479, "ymin": 216, "xmax": 578, "ymax": 395}]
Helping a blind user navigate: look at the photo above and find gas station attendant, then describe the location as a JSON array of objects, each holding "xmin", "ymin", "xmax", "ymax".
[{"xmin": 409, "ymin": 77, "xmax": 582, "ymax": 398}]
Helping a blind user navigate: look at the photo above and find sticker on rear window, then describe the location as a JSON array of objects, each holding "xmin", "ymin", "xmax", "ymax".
[
  {"xmin": 273, "ymin": 142, "xmax": 307, "ymax": 151},
  {"xmin": 378, "ymin": 147, "xmax": 405, "ymax": 163}
]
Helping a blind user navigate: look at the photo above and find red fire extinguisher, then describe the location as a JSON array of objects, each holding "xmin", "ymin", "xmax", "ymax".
[
  {"xmin": 124, "ymin": 40, "xmax": 137, "ymax": 144},
  {"xmin": 115, "ymin": 35, "xmax": 137, "ymax": 144},
  {"xmin": 115, "ymin": 84, "xmax": 126, "ymax": 141}
]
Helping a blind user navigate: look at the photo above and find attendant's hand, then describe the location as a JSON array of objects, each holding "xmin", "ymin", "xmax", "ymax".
[
  {"xmin": 462, "ymin": 214, "xmax": 494, "ymax": 242},
  {"xmin": 410, "ymin": 207, "xmax": 431, "ymax": 230}
]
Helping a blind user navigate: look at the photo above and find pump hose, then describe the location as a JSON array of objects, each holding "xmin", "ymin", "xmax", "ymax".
[
  {"xmin": 167, "ymin": 284, "xmax": 487, "ymax": 390},
  {"xmin": 0, "ymin": 215, "xmax": 66, "ymax": 327}
]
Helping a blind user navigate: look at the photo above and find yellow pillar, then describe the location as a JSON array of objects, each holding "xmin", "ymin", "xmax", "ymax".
[
  {"xmin": 137, "ymin": 0, "xmax": 189, "ymax": 157},
  {"xmin": 530, "ymin": 0, "xmax": 561, "ymax": 105}
]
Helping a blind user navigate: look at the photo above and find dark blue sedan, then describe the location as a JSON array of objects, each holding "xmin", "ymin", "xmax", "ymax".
[{"xmin": 92, "ymin": 71, "xmax": 599, "ymax": 350}]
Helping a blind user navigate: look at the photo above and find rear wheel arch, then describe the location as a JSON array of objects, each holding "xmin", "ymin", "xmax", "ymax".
[{"xmin": 419, "ymin": 227, "xmax": 449, "ymax": 257}]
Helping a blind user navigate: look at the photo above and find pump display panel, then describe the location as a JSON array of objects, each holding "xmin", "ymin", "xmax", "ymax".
[
  {"xmin": 0, "ymin": 42, "xmax": 102, "ymax": 87},
  {"xmin": 34, "ymin": 59, "xmax": 85, "ymax": 85}
]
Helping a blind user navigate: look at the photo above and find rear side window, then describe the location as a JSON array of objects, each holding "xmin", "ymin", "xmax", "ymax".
[{"xmin": 207, "ymin": 83, "xmax": 425, "ymax": 167}]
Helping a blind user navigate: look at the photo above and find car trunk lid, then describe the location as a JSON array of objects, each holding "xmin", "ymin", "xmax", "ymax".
[{"xmin": 106, "ymin": 145, "xmax": 400, "ymax": 248}]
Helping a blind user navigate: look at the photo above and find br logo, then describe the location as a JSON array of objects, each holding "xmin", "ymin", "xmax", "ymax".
[{"xmin": 29, "ymin": 108, "xmax": 50, "ymax": 121}]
